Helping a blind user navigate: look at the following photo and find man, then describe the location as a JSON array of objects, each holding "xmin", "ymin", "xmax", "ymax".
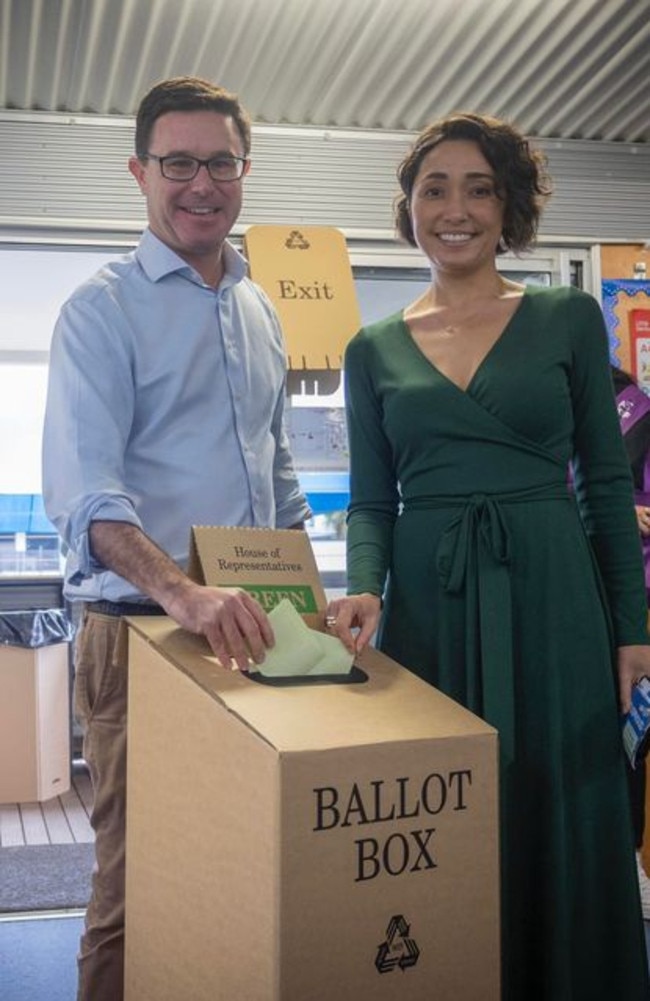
[{"xmin": 42, "ymin": 77, "xmax": 310, "ymax": 1001}]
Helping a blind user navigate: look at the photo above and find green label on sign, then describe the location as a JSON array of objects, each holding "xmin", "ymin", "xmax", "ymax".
[{"xmin": 230, "ymin": 584, "xmax": 319, "ymax": 613}]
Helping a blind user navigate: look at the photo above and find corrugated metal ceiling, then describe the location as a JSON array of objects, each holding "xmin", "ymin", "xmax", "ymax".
[{"xmin": 0, "ymin": 0, "xmax": 648, "ymax": 143}]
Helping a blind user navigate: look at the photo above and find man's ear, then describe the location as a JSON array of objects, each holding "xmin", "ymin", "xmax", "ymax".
[{"xmin": 128, "ymin": 155, "xmax": 147, "ymax": 193}]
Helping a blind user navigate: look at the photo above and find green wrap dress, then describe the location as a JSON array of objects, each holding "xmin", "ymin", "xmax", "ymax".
[{"xmin": 344, "ymin": 285, "xmax": 650, "ymax": 1000}]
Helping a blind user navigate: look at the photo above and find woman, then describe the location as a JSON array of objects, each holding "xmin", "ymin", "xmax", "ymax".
[{"xmin": 327, "ymin": 113, "xmax": 650, "ymax": 999}]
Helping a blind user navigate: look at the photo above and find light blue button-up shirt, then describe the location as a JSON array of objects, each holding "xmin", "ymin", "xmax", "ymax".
[{"xmin": 42, "ymin": 229, "xmax": 311, "ymax": 602}]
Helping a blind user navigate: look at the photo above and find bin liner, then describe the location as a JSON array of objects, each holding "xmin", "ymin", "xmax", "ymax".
[{"xmin": 0, "ymin": 608, "xmax": 74, "ymax": 649}]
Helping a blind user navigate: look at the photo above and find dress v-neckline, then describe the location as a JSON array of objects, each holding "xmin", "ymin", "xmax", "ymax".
[{"xmin": 399, "ymin": 287, "xmax": 529, "ymax": 394}]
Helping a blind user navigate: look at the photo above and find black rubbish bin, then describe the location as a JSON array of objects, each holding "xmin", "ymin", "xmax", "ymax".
[{"xmin": 0, "ymin": 607, "xmax": 74, "ymax": 649}]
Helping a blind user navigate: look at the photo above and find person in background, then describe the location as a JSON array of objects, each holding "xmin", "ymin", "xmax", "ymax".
[
  {"xmin": 42, "ymin": 77, "xmax": 310, "ymax": 1001},
  {"xmin": 326, "ymin": 112, "xmax": 650, "ymax": 999},
  {"xmin": 612, "ymin": 363, "xmax": 650, "ymax": 919}
]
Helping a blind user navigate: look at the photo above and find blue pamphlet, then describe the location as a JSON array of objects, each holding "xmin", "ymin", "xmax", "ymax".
[{"xmin": 622, "ymin": 678, "xmax": 650, "ymax": 769}]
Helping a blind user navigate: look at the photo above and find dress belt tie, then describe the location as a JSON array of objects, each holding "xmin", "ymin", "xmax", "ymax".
[{"xmin": 406, "ymin": 484, "xmax": 570, "ymax": 766}]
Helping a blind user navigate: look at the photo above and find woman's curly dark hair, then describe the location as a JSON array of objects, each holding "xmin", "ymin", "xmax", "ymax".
[{"xmin": 395, "ymin": 112, "xmax": 552, "ymax": 254}]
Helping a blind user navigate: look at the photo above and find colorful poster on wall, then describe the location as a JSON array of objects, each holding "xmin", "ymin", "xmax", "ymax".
[
  {"xmin": 630, "ymin": 309, "xmax": 650, "ymax": 392},
  {"xmin": 602, "ymin": 280, "xmax": 650, "ymax": 380}
]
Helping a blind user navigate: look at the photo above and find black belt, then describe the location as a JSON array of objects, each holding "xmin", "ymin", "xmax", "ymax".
[{"xmin": 85, "ymin": 600, "xmax": 166, "ymax": 617}]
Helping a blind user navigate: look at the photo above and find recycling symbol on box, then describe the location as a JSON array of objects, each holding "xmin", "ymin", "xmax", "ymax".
[{"xmin": 375, "ymin": 914, "xmax": 420, "ymax": 973}]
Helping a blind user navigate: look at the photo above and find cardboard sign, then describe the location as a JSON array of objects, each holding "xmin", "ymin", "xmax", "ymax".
[
  {"xmin": 188, "ymin": 525, "xmax": 326, "ymax": 616},
  {"xmin": 244, "ymin": 225, "xmax": 361, "ymax": 369}
]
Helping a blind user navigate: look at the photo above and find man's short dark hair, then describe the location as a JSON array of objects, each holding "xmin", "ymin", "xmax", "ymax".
[{"xmin": 135, "ymin": 76, "xmax": 252, "ymax": 158}]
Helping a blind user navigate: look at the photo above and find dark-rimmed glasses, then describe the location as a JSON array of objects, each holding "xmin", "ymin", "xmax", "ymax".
[{"xmin": 143, "ymin": 153, "xmax": 249, "ymax": 182}]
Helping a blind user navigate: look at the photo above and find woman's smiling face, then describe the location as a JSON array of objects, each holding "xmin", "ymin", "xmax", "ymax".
[{"xmin": 409, "ymin": 139, "xmax": 505, "ymax": 275}]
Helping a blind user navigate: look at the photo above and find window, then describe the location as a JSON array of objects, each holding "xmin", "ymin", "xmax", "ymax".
[{"xmin": 0, "ymin": 245, "xmax": 124, "ymax": 575}]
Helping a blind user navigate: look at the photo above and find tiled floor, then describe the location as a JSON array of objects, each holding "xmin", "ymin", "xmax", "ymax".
[{"xmin": 0, "ymin": 767, "xmax": 94, "ymax": 847}]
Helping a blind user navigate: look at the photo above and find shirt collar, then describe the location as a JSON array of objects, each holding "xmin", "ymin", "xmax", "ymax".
[{"xmin": 135, "ymin": 228, "xmax": 248, "ymax": 288}]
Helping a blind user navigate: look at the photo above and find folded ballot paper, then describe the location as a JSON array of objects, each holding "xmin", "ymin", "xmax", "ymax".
[
  {"xmin": 622, "ymin": 678, "xmax": 650, "ymax": 769},
  {"xmin": 253, "ymin": 598, "xmax": 354, "ymax": 679}
]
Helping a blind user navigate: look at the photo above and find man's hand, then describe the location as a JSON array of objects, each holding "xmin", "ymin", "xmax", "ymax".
[
  {"xmin": 165, "ymin": 582, "xmax": 274, "ymax": 670},
  {"xmin": 89, "ymin": 521, "xmax": 274, "ymax": 670}
]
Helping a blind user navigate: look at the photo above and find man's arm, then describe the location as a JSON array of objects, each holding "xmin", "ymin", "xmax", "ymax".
[{"xmin": 89, "ymin": 521, "xmax": 274, "ymax": 669}]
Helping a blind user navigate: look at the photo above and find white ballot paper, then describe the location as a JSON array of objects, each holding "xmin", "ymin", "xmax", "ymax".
[{"xmin": 256, "ymin": 598, "xmax": 354, "ymax": 677}]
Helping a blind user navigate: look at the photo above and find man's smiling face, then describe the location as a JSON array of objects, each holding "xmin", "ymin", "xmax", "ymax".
[{"xmin": 129, "ymin": 109, "xmax": 248, "ymax": 283}]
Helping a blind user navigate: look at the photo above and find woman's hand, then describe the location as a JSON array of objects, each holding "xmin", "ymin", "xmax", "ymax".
[
  {"xmin": 617, "ymin": 645, "xmax": 650, "ymax": 714},
  {"xmin": 324, "ymin": 593, "xmax": 382, "ymax": 656},
  {"xmin": 635, "ymin": 506, "xmax": 650, "ymax": 537}
]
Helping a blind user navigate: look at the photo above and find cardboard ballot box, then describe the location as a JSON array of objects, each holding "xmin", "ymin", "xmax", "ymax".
[{"xmin": 124, "ymin": 528, "xmax": 500, "ymax": 1001}]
